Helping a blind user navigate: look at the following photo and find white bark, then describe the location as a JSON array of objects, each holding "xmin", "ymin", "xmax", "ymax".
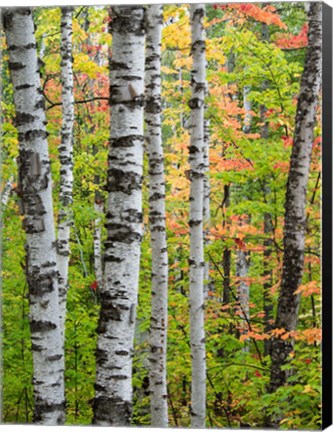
[
  {"xmin": 93, "ymin": 200, "xmax": 104, "ymax": 291},
  {"xmin": 1, "ymin": 175, "xmax": 13, "ymax": 206},
  {"xmin": 145, "ymin": 5, "xmax": 168, "ymax": 427},
  {"xmin": 188, "ymin": 4, "xmax": 206, "ymax": 428},
  {"xmin": 236, "ymin": 248, "xmax": 250, "ymax": 352},
  {"xmin": 203, "ymin": 118, "xmax": 210, "ymax": 298},
  {"xmin": 93, "ymin": 6, "xmax": 145, "ymax": 426},
  {"xmin": 58, "ymin": 7, "xmax": 74, "ymax": 346},
  {"xmin": 243, "ymin": 84, "xmax": 252, "ymax": 133},
  {"xmin": 3, "ymin": 8, "xmax": 65, "ymax": 424}
]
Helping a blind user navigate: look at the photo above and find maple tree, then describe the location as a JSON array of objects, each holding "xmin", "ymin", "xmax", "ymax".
[{"xmin": 1, "ymin": 2, "xmax": 323, "ymax": 429}]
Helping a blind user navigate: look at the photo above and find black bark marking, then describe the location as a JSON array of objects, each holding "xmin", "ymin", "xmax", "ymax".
[
  {"xmin": 18, "ymin": 129, "xmax": 48, "ymax": 142},
  {"xmin": 28, "ymin": 270, "xmax": 57, "ymax": 297},
  {"xmin": 93, "ymin": 396, "xmax": 132, "ymax": 425},
  {"xmin": 106, "ymin": 169, "xmax": 142, "ymax": 194},
  {"xmin": 15, "ymin": 112, "xmax": 37, "ymax": 127},
  {"xmin": 31, "ymin": 343, "xmax": 44, "ymax": 352},
  {"xmin": 115, "ymin": 350, "xmax": 129, "ymax": 356},
  {"xmin": 188, "ymin": 97, "xmax": 204, "ymax": 109},
  {"xmin": 103, "ymin": 254, "xmax": 125, "ymax": 263},
  {"xmin": 189, "ymin": 219, "xmax": 202, "ymax": 227},
  {"xmin": 47, "ymin": 354, "xmax": 63, "ymax": 361},
  {"xmin": 8, "ymin": 61, "xmax": 26, "ymax": 71},
  {"xmin": 110, "ymin": 6, "xmax": 145, "ymax": 37},
  {"xmin": 30, "ymin": 320, "xmax": 57, "ymax": 332},
  {"xmin": 145, "ymin": 96, "xmax": 162, "ymax": 114},
  {"xmin": 34, "ymin": 399, "xmax": 65, "ymax": 424},
  {"xmin": 150, "ymin": 192, "xmax": 165, "ymax": 201},
  {"xmin": 8, "ymin": 42, "xmax": 37, "ymax": 51},
  {"xmin": 15, "ymin": 83, "xmax": 34, "ymax": 90},
  {"xmin": 110, "ymin": 135, "xmax": 144, "ymax": 148}
]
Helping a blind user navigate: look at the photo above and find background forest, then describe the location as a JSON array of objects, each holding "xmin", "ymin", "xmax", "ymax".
[{"xmin": 1, "ymin": 2, "xmax": 322, "ymax": 429}]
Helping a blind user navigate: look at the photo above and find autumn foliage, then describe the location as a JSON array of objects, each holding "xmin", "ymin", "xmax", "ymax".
[{"xmin": 1, "ymin": 3, "xmax": 322, "ymax": 429}]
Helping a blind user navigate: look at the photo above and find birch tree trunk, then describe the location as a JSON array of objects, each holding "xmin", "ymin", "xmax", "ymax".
[
  {"xmin": 145, "ymin": 5, "xmax": 169, "ymax": 427},
  {"xmin": 58, "ymin": 6, "xmax": 74, "ymax": 345},
  {"xmin": 269, "ymin": 1, "xmax": 322, "ymax": 395},
  {"xmin": 259, "ymin": 21, "xmax": 274, "ymax": 358},
  {"xmin": 3, "ymin": 8, "xmax": 65, "ymax": 424},
  {"xmin": 203, "ymin": 118, "xmax": 211, "ymax": 297},
  {"xmin": 93, "ymin": 198, "xmax": 104, "ymax": 291},
  {"xmin": 236, "ymin": 82, "xmax": 252, "ymax": 351},
  {"xmin": 188, "ymin": 4, "xmax": 206, "ymax": 427},
  {"xmin": 93, "ymin": 6, "xmax": 145, "ymax": 426},
  {"xmin": 1, "ymin": 175, "xmax": 13, "ymax": 207},
  {"xmin": 236, "ymin": 248, "xmax": 250, "ymax": 351},
  {"xmin": 242, "ymin": 85, "xmax": 252, "ymax": 133}
]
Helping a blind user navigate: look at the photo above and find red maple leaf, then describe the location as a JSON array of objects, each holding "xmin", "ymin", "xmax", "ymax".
[{"xmin": 90, "ymin": 280, "xmax": 98, "ymax": 291}]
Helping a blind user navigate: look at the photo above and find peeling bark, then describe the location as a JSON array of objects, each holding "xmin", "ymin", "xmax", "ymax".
[
  {"xmin": 188, "ymin": 4, "xmax": 206, "ymax": 428},
  {"xmin": 93, "ymin": 6, "xmax": 145, "ymax": 426},
  {"xmin": 269, "ymin": 1, "xmax": 322, "ymax": 397},
  {"xmin": 58, "ymin": 6, "xmax": 75, "ymax": 347},
  {"xmin": 145, "ymin": 5, "xmax": 168, "ymax": 427},
  {"xmin": 3, "ymin": 8, "xmax": 65, "ymax": 424}
]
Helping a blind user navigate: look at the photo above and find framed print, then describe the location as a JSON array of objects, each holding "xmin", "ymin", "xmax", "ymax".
[{"xmin": 1, "ymin": 1, "xmax": 332, "ymax": 429}]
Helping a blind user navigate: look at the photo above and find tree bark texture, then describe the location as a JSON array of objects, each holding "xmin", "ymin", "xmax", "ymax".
[
  {"xmin": 93, "ymin": 6, "xmax": 145, "ymax": 426},
  {"xmin": 3, "ymin": 8, "xmax": 65, "ymax": 424},
  {"xmin": 203, "ymin": 118, "xmax": 211, "ymax": 297},
  {"xmin": 269, "ymin": 2, "xmax": 322, "ymax": 394},
  {"xmin": 58, "ymin": 6, "xmax": 75, "ymax": 346},
  {"xmin": 188, "ymin": 4, "xmax": 206, "ymax": 428},
  {"xmin": 145, "ymin": 5, "xmax": 169, "ymax": 427}
]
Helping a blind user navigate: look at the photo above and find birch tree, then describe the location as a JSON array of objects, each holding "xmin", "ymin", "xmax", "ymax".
[
  {"xmin": 58, "ymin": 6, "xmax": 74, "ymax": 343},
  {"xmin": 203, "ymin": 118, "xmax": 211, "ymax": 297},
  {"xmin": 236, "ymin": 245, "xmax": 250, "ymax": 351},
  {"xmin": 1, "ymin": 175, "xmax": 13, "ymax": 207},
  {"xmin": 3, "ymin": 7, "xmax": 65, "ymax": 424},
  {"xmin": 269, "ymin": 1, "xmax": 322, "ymax": 395},
  {"xmin": 145, "ymin": 4, "xmax": 168, "ymax": 427},
  {"xmin": 236, "ymin": 83, "xmax": 252, "ymax": 351},
  {"xmin": 93, "ymin": 6, "xmax": 145, "ymax": 425},
  {"xmin": 260, "ymin": 21, "xmax": 274, "ymax": 357},
  {"xmin": 188, "ymin": 4, "xmax": 206, "ymax": 427}
]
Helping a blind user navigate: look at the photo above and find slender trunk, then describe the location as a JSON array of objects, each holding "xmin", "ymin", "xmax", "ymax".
[
  {"xmin": 222, "ymin": 184, "xmax": 231, "ymax": 305},
  {"xmin": 145, "ymin": 5, "xmax": 168, "ymax": 427},
  {"xmin": 203, "ymin": 118, "xmax": 211, "ymax": 297},
  {"xmin": 58, "ymin": 6, "xmax": 75, "ymax": 345},
  {"xmin": 259, "ymin": 22, "xmax": 274, "ymax": 358},
  {"xmin": 3, "ymin": 8, "xmax": 65, "ymax": 424},
  {"xmin": 263, "ymin": 212, "xmax": 274, "ymax": 357},
  {"xmin": 236, "ymin": 78, "xmax": 252, "ymax": 351},
  {"xmin": 242, "ymin": 85, "xmax": 251, "ymax": 133},
  {"xmin": 236, "ymin": 248, "xmax": 250, "ymax": 351},
  {"xmin": 222, "ymin": 53, "xmax": 235, "ymax": 306},
  {"xmin": 269, "ymin": 1, "xmax": 322, "ymax": 395},
  {"xmin": 83, "ymin": 13, "xmax": 105, "ymax": 294},
  {"xmin": 93, "ymin": 6, "xmax": 145, "ymax": 426},
  {"xmin": 93, "ymin": 198, "xmax": 103, "ymax": 291},
  {"xmin": 188, "ymin": 4, "xmax": 206, "ymax": 427},
  {"xmin": 1, "ymin": 175, "xmax": 13, "ymax": 207}
]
